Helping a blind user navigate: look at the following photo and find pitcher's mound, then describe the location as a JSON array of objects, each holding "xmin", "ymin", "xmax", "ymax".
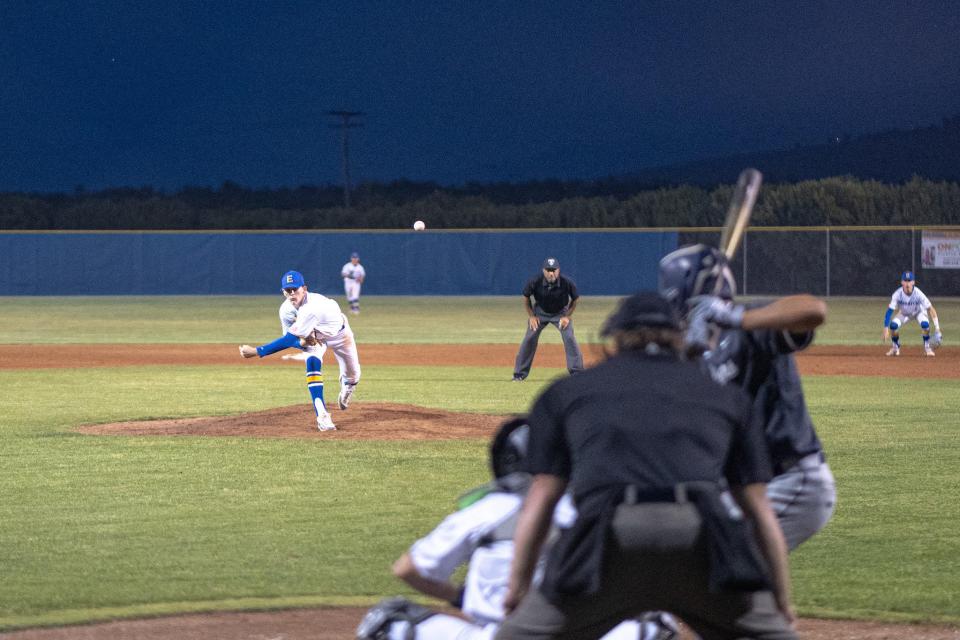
[{"xmin": 77, "ymin": 403, "xmax": 506, "ymax": 441}]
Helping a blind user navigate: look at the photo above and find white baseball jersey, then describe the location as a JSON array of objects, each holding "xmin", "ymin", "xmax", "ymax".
[
  {"xmin": 341, "ymin": 261, "xmax": 366, "ymax": 283},
  {"xmin": 410, "ymin": 492, "xmax": 521, "ymax": 626},
  {"xmin": 279, "ymin": 298, "xmax": 325, "ymax": 358},
  {"xmin": 284, "ymin": 292, "xmax": 347, "ymax": 341},
  {"xmin": 281, "ymin": 292, "xmax": 361, "ymax": 384},
  {"xmin": 888, "ymin": 286, "xmax": 932, "ymax": 319},
  {"xmin": 407, "ymin": 492, "xmax": 640, "ymax": 640}
]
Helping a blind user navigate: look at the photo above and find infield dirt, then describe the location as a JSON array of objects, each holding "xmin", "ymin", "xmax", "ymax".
[
  {"xmin": 1, "ymin": 343, "xmax": 957, "ymax": 377},
  {"xmin": 3, "ymin": 606, "xmax": 959, "ymax": 639}
]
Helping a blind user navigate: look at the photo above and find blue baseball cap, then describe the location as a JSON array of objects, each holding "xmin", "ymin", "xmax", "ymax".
[
  {"xmin": 351, "ymin": 252, "xmax": 359, "ymax": 259},
  {"xmin": 281, "ymin": 270, "xmax": 305, "ymax": 289},
  {"xmin": 901, "ymin": 270, "xmax": 915, "ymax": 281}
]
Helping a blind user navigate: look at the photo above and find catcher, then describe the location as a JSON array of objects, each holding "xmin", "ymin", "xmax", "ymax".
[{"xmin": 357, "ymin": 417, "xmax": 674, "ymax": 640}]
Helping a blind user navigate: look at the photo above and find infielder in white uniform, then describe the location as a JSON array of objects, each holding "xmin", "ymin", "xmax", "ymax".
[
  {"xmin": 356, "ymin": 419, "xmax": 677, "ymax": 640},
  {"xmin": 239, "ymin": 270, "xmax": 361, "ymax": 431},
  {"xmin": 342, "ymin": 252, "xmax": 366, "ymax": 315},
  {"xmin": 883, "ymin": 270, "xmax": 942, "ymax": 357}
]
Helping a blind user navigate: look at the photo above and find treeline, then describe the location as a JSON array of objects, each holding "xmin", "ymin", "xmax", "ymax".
[
  {"xmin": 632, "ymin": 114, "xmax": 960, "ymax": 186},
  {"xmin": 1, "ymin": 175, "xmax": 959, "ymax": 229}
]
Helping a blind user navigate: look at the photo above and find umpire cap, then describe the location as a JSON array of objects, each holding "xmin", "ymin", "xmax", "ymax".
[
  {"xmin": 542, "ymin": 257, "xmax": 560, "ymax": 270},
  {"xmin": 601, "ymin": 291, "xmax": 681, "ymax": 337}
]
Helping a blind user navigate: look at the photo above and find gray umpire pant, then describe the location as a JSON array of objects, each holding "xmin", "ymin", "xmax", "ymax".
[
  {"xmin": 495, "ymin": 503, "xmax": 796, "ymax": 640},
  {"xmin": 513, "ymin": 307, "xmax": 584, "ymax": 378}
]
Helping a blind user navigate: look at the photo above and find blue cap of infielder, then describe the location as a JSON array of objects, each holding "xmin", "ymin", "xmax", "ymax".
[
  {"xmin": 281, "ymin": 270, "xmax": 305, "ymax": 289},
  {"xmin": 351, "ymin": 252, "xmax": 359, "ymax": 259},
  {"xmin": 901, "ymin": 270, "xmax": 915, "ymax": 281}
]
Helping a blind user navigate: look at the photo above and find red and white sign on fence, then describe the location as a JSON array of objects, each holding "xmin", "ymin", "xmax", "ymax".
[{"xmin": 921, "ymin": 230, "xmax": 960, "ymax": 269}]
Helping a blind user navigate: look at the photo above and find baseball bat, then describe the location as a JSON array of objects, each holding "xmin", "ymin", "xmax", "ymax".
[{"xmin": 719, "ymin": 168, "xmax": 763, "ymax": 259}]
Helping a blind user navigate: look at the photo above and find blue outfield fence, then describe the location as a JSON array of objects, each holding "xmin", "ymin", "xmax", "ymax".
[{"xmin": 0, "ymin": 231, "xmax": 678, "ymax": 296}]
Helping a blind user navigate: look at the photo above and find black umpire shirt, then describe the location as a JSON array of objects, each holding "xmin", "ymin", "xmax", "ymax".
[
  {"xmin": 702, "ymin": 306, "xmax": 823, "ymax": 473},
  {"xmin": 523, "ymin": 273, "xmax": 579, "ymax": 315},
  {"xmin": 526, "ymin": 348, "xmax": 773, "ymax": 598},
  {"xmin": 527, "ymin": 349, "xmax": 771, "ymax": 507}
]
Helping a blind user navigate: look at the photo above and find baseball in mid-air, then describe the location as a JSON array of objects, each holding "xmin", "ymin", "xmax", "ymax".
[{"xmin": 413, "ymin": 220, "xmax": 426, "ymax": 231}]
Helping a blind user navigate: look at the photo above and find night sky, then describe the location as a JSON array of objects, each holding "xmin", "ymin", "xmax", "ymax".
[{"xmin": 3, "ymin": 1, "xmax": 959, "ymax": 192}]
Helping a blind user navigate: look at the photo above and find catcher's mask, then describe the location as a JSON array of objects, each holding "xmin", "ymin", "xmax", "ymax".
[
  {"xmin": 658, "ymin": 244, "xmax": 737, "ymax": 309},
  {"xmin": 490, "ymin": 417, "xmax": 530, "ymax": 479},
  {"xmin": 601, "ymin": 291, "xmax": 680, "ymax": 336}
]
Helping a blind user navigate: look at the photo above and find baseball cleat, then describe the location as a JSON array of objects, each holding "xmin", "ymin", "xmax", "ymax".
[
  {"xmin": 338, "ymin": 383, "xmax": 355, "ymax": 410},
  {"xmin": 885, "ymin": 347, "xmax": 900, "ymax": 357},
  {"xmin": 316, "ymin": 412, "xmax": 337, "ymax": 431},
  {"xmin": 511, "ymin": 375, "xmax": 525, "ymax": 382},
  {"xmin": 925, "ymin": 347, "xmax": 936, "ymax": 357}
]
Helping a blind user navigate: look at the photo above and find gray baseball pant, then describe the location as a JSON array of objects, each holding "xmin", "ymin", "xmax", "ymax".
[
  {"xmin": 513, "ymin": 308, "xmax": 584, "ymax": 378},
  {"xmin": 768, "ymin": 453, "xmax": 836, "ymax": 550}
]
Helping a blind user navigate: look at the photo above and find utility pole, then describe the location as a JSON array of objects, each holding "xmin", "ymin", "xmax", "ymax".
[{"xmin": 327, "ymin": 110, "xmax": 364, "ymax": 208}]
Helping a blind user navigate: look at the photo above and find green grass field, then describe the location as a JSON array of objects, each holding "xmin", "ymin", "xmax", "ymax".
[{"xmin": 0, "ymin": 295, "xmax": 958, "ymax": 630}]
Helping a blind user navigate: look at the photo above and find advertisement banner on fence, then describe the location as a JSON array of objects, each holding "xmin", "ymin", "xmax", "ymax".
[{"xmin": 921, "ymin": 231, "xmax": 960, "ymax": 269}]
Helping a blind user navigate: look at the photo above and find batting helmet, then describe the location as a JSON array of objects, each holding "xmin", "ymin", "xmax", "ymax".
[
  {"xmin": 658, "ymin": 244, "xmax": 737, "ymax": 308},
  {"xmin": 490, "ymin": 416, "xmax": 530, "ymax": 479}
]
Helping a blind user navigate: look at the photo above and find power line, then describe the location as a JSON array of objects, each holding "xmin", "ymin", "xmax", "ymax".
[{"xmin": 327, "ymin": 110, "xmax": 364, "ymax": 208}]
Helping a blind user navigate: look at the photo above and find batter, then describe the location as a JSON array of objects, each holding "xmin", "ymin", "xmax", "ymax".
[{"xmin": 660, "ymin": 244, "xmax": 835, "ymax": 551}]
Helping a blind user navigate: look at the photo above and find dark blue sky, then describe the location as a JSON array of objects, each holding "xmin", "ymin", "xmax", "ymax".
[{"xmin": 2, "ymin": 1, "xmax": 959, "ymax": 192}]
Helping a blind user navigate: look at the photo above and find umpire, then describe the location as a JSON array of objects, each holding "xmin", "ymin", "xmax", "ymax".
[
  {"xmin": 496, "ymin": 292, "xmax": 796, "ymax": 640},
  {"xmin": 512, "ymin": 257, "xmax": 584, "ymax": 381}
]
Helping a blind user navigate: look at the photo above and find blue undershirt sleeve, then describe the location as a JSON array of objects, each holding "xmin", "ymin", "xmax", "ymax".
[
  {"xmin": 256, "ymin": 332, "xmax": 301, "ymax": 357},
  {"xmin": 883, "ymin": 308, "xmax": 893, "ymax": 328}
]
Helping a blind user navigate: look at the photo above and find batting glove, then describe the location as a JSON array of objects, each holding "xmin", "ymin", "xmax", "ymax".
[
  {"xmin": 688, "ymin": 295, "xmax": 746, "ymax": 329},
  {"xmin": 933, "ymin": 331, "xmax": 943, "ymax": 348},
  {"xmin": 684, "ymin": 312, "xmax": 712, "ymax": 356}
]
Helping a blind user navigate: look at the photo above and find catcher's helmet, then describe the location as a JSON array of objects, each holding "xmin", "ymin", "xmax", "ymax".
[
  {"xmin": 490, "ymin": 416, "xmax": 530, "ymax": 479},
  {"xmin": 658, "ymin": 244, "xmax": 736, "ymax": 308}
]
